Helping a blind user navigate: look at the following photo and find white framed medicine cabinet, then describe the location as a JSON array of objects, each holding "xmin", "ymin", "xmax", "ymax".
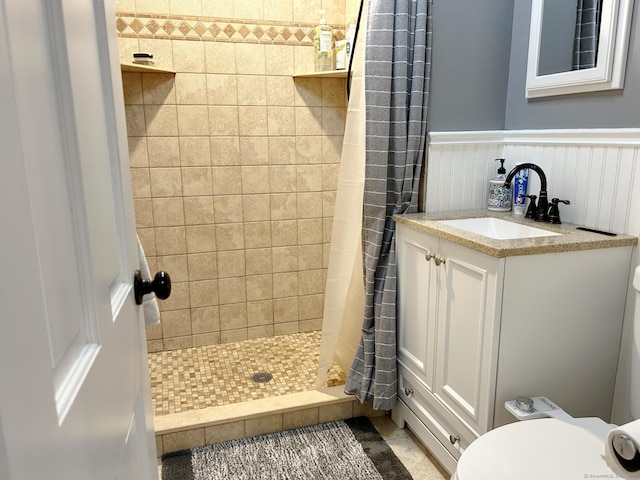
[{"xmin": 526, "ymin": 0, "xmax": 633, "ymax": 98}]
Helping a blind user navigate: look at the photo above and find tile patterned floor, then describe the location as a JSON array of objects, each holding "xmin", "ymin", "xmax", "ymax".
[
  {"xmin": 369, "ymin": 416, "xmax": 449, "ymax": 480},
  {"xmin": 149, "ymin": 331, "xmax": 347, "ymax": 416}
]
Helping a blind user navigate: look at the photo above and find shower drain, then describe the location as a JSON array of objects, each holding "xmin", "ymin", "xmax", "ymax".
[{"xmin": 252, "ymin": 372, "xmax": 273, "ymax": 383}]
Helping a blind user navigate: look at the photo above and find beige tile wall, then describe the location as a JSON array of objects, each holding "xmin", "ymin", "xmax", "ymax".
[
  {"xmin": 116, "ymin": 0, "xmax": 353, "ymax": 27},
  {"xmin": 118, "ymin": 0, "xmax": 350, "ymax": 351}
]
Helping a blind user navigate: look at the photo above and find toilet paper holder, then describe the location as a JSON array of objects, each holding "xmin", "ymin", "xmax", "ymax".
[{"xmin": 612, "ymin": 432, "xmax": 638, "ymax": 461}]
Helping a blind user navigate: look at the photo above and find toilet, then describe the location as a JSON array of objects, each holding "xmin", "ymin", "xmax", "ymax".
[{"xmin": 452, "ymin": 265, "xmax": 640, "ymax": 480}]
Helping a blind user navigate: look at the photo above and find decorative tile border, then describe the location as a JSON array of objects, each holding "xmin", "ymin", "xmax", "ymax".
[{"xmin": 116, "ymin": 12, "xmax": 345, "ymax": 45}]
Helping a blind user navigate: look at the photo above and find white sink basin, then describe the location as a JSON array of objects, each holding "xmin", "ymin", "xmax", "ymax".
[{"xmin": 437, "ymin": 217, "xmax": 561, "ymax": 240}]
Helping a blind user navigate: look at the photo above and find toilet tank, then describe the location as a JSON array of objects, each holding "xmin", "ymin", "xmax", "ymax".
[{"xmin": 631, "ymin": 266, "xmax": 640, "ymax": 420}]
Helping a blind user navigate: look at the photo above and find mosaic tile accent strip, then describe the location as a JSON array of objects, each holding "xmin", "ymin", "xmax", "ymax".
[
  {"xmin": 149, "ymin": 331, "xmax": 347, "ymax": 417},
  {"xmin": 116, "ymin": 13, "xmax": 345, "ymax": 45}
]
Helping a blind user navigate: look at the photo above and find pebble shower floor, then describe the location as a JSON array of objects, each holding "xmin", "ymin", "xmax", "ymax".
[{"xmin": 149, "ymin": 331, "xmax": 347, "ymax": 416}]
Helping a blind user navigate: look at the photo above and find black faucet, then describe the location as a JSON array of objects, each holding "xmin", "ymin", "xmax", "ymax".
[{"xmin": 504, "ymin": 163, "xmax": 549, "ymax": 222}]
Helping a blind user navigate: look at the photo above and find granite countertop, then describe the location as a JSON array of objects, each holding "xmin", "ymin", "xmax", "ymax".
[{"xmin": 394, "ymin": 210, "xmax": 638, "ymax": 258}]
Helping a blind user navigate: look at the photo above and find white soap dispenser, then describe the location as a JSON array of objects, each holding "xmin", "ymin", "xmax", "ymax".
[{"xmin": 488, "ymin": 158, "xmax": 512, "ymax": 211}]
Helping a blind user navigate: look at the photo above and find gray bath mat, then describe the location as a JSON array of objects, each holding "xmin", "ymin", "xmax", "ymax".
[{"xmin": 162, "ymin": 416, "xmax": 413, "ymax": 479}]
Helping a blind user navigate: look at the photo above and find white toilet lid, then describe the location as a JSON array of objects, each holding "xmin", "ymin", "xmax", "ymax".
[{"xmin": 455, "ymin": 417, "xmax": 615, "ymax": 480}]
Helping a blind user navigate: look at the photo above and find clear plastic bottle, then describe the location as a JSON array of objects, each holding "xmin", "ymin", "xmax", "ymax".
[{"xmin": 314, "ymin": 10, "xmax": 334, "ymax": 71}]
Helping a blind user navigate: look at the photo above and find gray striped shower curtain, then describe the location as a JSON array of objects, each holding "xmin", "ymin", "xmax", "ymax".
[
  {"xmin": 573, "ymin": 0, "xmax": 602, "ymax": 69},
  {"xmin": 344, "ymin": 0, "xmax": 433, "ymax": 410}
]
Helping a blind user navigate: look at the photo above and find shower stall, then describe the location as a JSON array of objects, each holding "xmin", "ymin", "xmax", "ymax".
[{"xmin": 117, "ymin": 0, "xmax": 374, "ymax": 455}]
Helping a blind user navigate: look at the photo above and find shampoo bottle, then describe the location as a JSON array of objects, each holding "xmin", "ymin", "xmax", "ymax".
[
  {"xmin": 314, "ymin": 10, "xmax": 334, "ymax": 71},
  {"xmin": 345, "ymin": 14, "xmax": 357, "ymax": 68},
  {"xmin": 335, "ymin": 40, "xmax": 347, "ymax": 70},
  {"xmin": 488, "ymin": 158, "xmax": 512, "ymax": 211}
]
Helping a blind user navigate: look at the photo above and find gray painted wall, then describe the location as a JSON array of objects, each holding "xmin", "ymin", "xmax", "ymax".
[
  {"xmin": 505, "ymin": 0, "xmax": 640, "ymax": 129},
  {"xmin": 428, "ymin": 0, "xmax": 514, "ymax": 131},
  {"xmin": 428, "ymin": 0, "xmax": 640, "ymax": 132}
]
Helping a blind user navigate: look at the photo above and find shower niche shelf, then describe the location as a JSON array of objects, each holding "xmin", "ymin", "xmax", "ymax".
[
  {"xmin": 120, "ymin": 62, "xmax": 175, "ymax": 74},
  {"xmin": 293, "ymin": 70, "xmax": 348, "ymax": 78}
]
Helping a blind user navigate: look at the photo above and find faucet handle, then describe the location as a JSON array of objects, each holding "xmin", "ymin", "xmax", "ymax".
[
  {"xmin": 547, "ymin": 198, "xmax": 570, "ymax": 224},
  {"xmin": 522, "ymin": 194, "xmax": 537, "ymax": 219}
]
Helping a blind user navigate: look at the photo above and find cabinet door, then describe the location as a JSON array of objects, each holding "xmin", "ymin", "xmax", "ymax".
[
  {"xmin": 433, "ymin": 240, "xmax": 503, "ymax": 435},
  {"xmin": 396, "ymin": 225, "xmax": 438, "ymax": 391}
]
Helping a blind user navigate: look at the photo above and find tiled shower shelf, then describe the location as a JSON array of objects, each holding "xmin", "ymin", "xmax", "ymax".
[
  {"xmin": 294, "ymin": 70, "xmax": 349, "ymax": 78},
  {"xmin": 120, "ymin": 62, "xmax": 174, "ymax": 74}
]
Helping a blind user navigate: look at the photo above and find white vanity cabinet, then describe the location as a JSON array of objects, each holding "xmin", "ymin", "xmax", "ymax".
[{"xmin": 392, "ymin": 222, "xmax": 633, "ymax": 474}]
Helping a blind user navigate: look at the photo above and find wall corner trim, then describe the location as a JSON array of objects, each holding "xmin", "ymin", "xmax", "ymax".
[
  {"xmin": 428, "ymin": 131, "xmax": 505, "ymax": 146},
  {"xmin": 503, "ymin": 129, "xmax": 640, "ymax": 147},
  {"xmin": 429, "ymin": 129, "xmax": 640, "ymax": 148}
]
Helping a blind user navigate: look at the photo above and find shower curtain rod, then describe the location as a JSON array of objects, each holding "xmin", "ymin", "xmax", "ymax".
[{"xmin": 347, "ymin": 0, "xmax": 365, "ymax": 100}]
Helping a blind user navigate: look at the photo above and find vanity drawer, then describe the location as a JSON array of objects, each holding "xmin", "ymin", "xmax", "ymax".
[{"xmin": 398, "ymin": 365, "xmax": 478, "ymax": 460}]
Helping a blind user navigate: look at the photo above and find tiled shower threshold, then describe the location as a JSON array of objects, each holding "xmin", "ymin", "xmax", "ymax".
[{"xmin": 150, "ymin": 332, "xmax": 385, "ymax": 455}]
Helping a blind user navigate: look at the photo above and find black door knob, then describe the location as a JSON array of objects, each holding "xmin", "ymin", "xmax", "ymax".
[{"xmin": 134, "ymin": 270, "xmax": 171, "ymax": 305}]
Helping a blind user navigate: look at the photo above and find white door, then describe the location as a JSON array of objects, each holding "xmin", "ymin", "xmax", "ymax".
[{"xmin": 0, "ymin": 0, "xmax": 157, "ymax": 479}]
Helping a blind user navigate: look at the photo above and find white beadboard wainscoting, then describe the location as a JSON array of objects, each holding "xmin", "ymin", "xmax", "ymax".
[
  {"xmin": 424, "ymin": 128, "xmax": 640, "ymax": 423},
  {"xmin": 425, "ymin": 129, "xmax": 640, "ymax": 237}
]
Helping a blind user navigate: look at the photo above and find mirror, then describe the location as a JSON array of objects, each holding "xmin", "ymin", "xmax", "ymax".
[{"xmin": 526, "ymin": 0, "xmax": 633, "ymax": 98}]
